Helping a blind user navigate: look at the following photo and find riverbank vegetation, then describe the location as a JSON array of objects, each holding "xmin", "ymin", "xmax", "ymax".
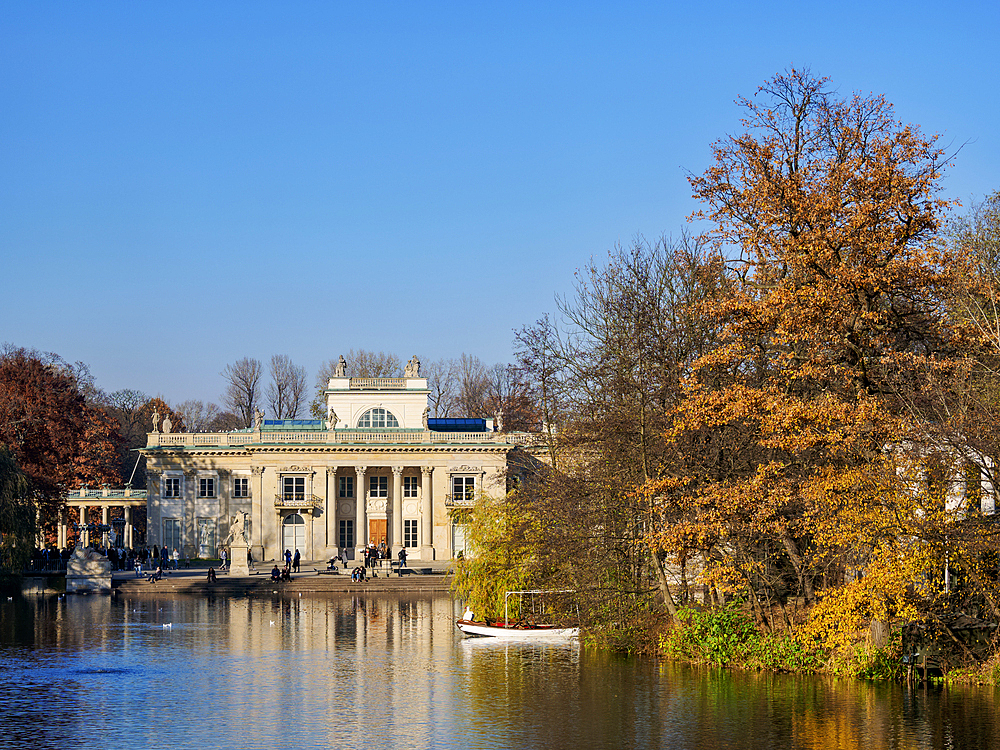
[{"xmin": 454, "ymin": 69, "xmax": 1000, "ymax": 681}]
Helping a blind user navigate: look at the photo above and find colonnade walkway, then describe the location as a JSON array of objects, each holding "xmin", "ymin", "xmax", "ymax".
[{"xmin": 111, "ymin": 560, "xmax": 453, "ymax": 595}]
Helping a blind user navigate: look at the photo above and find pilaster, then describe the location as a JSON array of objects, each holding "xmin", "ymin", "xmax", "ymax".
[{"xmin": 355, "ymin": 466, "xmax": 367, "ymax": 552}]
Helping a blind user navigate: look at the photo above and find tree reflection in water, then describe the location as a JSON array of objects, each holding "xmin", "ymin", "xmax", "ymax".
[{"xmin": 0, "ymin": 593, "xmax": 997, "ymax": 749}]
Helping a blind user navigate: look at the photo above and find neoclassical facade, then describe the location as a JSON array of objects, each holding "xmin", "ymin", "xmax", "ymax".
[{"xmin": 141, "ymin": 372, "xmax": 541, "ymax": 562}]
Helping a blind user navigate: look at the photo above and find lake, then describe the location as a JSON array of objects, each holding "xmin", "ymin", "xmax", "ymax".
[{"xmin": 1, "ymin": 592, "xmax": 998, "ymax": 749}]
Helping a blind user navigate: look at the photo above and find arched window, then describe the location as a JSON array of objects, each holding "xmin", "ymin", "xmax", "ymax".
[{"xmin": 357, "ymin": 408, "xmax": 399, "ymax": 428}]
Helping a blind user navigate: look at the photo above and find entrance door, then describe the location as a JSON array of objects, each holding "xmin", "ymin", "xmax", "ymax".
[
  {"xmin": 368, "ymin": 519, "xmax": 387, "ymax": 548},
  {"xmin": 282, "ymin": 513, "xmax": 306, "ymax": 557}
]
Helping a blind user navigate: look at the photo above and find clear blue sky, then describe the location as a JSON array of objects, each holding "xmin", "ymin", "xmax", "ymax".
[{"xmin": 3, "ymin": 2, "xmax": 998, "ymax": 405}]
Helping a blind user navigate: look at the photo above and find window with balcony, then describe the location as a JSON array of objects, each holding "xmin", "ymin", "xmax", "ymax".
[
  {"xmin": 452, "ymin": 476, "xmax": 476, "ymax": 504},
  {"xmin": 282, "ymin": 477, "xmax": 306, "ymax": 503},
  {"xmin": 357, "ymin": 408, "xmax": 399, "ymax": 428}
]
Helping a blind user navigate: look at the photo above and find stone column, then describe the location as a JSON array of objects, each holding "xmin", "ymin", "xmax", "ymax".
[
  {"xmin": 58, "ymin": 507, "xmax": 67, "ymax": 549},
  {"xmin": 326, "ymin": 466, "xmax": 337, "ymax": 553},
  {"xmin": 102, "ymin": 504, "xmax": 110, "ymax": 547},
  {"xmin": 421, "ymin": 466, "xmax": 433, "ymax": 560},
  {"xmin": 355, "ymin": 466, "xmax": 367, "ymax": 554},
  {"xmin": 391, "ymin": 466, "xmax": 403, "ymax": 551},
  {"xmin": 124, "ymin": 505, "xmax": 133, "ymax": 549}
]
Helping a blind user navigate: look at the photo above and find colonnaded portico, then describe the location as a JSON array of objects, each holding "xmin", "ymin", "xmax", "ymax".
[
  {"xmin": 140, "ymin": 363, "xmax": 544, "ymax": 563},
  {"xmin": 59, "ymin": 486, "xmax": 147, "ymax": 549}
]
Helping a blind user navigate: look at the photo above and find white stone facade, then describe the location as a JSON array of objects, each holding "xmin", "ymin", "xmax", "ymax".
[{"xmin": 141, "ymin": 375, "xmax": 541, "ymax": 562}]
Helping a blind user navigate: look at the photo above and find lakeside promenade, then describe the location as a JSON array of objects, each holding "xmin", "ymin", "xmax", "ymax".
[{"xmin": 110, "ymin": 560, "xmax": 453, "ymax": 595}]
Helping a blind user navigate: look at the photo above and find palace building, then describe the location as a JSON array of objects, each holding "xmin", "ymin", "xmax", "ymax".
[{"xmin": 139, "ymin": 367, "xmax": 542, "ymax": 563}]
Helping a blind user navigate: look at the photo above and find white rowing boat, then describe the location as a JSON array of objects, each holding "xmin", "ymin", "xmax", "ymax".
[
  {"xmin": 456, "ymin": 618, "xmax": 579, "ymax": 639},
  {"xmin": 456, "ymin": 590, "xmax": 579, "ymax": 639}
]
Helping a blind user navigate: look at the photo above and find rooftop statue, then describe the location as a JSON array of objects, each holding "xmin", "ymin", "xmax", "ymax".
[
  {"xmin": 335, "ymin": 355, "xmax": 347, "ymax": 377},
  {"xmin": 405, "ymin": 355, "xmax": 421, "ymax": 377}
]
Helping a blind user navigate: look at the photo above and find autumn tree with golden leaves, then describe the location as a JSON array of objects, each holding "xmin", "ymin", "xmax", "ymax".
[{"xmin": 642, "ymin": 69, "xmax": 1000, "ymax": 652}]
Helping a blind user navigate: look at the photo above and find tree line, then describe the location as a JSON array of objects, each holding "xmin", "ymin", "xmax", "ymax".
[{"xmin": 456, "ymin": 69, "xmax": 1000, "ymax": 671}]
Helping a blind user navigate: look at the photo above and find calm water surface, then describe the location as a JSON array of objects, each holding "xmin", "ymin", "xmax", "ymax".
[{"xmin": 1, "ymin": 592, "xmax": 998, "ymax": 749}]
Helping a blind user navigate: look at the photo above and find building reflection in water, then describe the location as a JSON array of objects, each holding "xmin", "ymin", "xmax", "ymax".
[{"xmin": 2, "ymin": 593, "xmax": 1000, "ymax": 749}]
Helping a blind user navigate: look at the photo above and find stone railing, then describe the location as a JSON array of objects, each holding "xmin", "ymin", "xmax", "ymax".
[
  {"xmin": 350, "ymin": 377, "xmax": 406, "ymax": 389},
  {"xmin": 444, "ymin": 493, "xmax": 477, "ymax": 507},
  {"xmin": 148, "ymin": 430, "xmax": 542, "ymax": 448},
  {"xmin": 274, "ymin": 494, "xmax": 324, "ymax": 510},
  {"xmin": 69, "ymin": 488, "xmax": 148, "ymax": 499}
]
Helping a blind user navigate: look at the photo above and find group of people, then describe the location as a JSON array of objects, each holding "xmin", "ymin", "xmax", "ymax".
[
  {"xmin": 145, "ymin": 545, "xmax": 182, "ymax": 574},
  {"xmin": 27, "ymin": 545, "xmax": 184, "ymax": 574},
  {"xmin": 270, "ymin": 564, "xmax": 293, "ymax": 582}
]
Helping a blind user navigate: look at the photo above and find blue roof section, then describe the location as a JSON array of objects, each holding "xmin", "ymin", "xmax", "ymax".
[
  {"xmin": 263, "ymin": 419, "xmax": 325, "ymax": 430},
  {"xmin": 427, "ymin": 418, "xmax": 489, "ymax": 432}
]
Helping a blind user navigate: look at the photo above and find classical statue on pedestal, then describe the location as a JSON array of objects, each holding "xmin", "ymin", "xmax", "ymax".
[
  {"xmin": 404, "ymin": 356, "xmax": 421, "ymax": 377},
  {"xmin": 254, "ymin": 408, "xmax": 264, "ymax": 431},
  {"xmin": 151, "ymin": 409, "xmax": 160, "ymax": 433},
  {"xmin": 226, "ymin": 511, "xmax": 249, "ymax": 547},
  {"xmin": 327, "ymin": 408, "xmax": 339, "ymax": 430},
  {"xmin": 335, "ymin": 355, "xmax": 347, "ymax": 377},
  {"xmin": 422, "ymin": 406, "xmax": 430, "ymax": 430}
]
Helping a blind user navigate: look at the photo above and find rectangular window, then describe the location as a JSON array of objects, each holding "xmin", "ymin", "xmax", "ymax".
[
  {"xmin": 339, "ymin": 519, "xmax": 354, "ymax": 550},
  {"xmin": 404, "ymin": 519, "xmax": 418, "ymax": 548},
  {"xmin": 339, "ymin": 476, "xmax": 354, "ymax": 498},
  {"xmin": 452, "ymin": 476, "xmax": 475, "ymax": 503},
  {"xmin": 163, "ymin": 518, "xmax": 181, "ymax": 552},
  {"xmin": 164, "ymin": 477, "xmax": 180, "ymax": 498},
  {"xmin": 233, "ymin": 477, "xmax": 249, "ymax": 498},
  {"xmin": 282, "ymin": 477, "xmax": 305, "ymax": 503},
  {"xmin": 403, "ymin": 476, "xmax": 419, "ymax": 498},
  {"xmin": 196, "ymin": 518, "xmax": 216, "ymax": 558},
  {"xmin": 369, "ymin": 475, "xmax": 388, "ymax": 498},
  {"xmin": 198, "ymin": 477, "xmax": 216, "ymax": 498},
  {"xmin": 452, "ymin": 521, "xmax": 468, "ymax": 557}
]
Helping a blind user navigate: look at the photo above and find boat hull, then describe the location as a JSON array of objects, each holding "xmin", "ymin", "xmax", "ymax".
[{"xmin": 456, "ymin": 619, "xmax": 579, "ymax": 639}]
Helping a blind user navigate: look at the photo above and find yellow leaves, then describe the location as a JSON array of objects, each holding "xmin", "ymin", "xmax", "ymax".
[{"xmin": 804, "ymin": 540, "xmax": 934, "ymax": 653}]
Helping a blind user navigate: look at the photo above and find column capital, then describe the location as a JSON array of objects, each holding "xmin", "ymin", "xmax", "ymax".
[
  {"xmin": 392, "ymin": 466, "xmax": 404, "ymax": 476},
  {"xmin": 326, "ymin": 466, "xmax": 338, "ymax": 477},
  {"xmin": 251, "ymin": 466, "xmax": 265, "ymax": 476},
  {"xmin": 421, "ymin": 466, "xmax": 433, "ymax": 476},
  {"xmin": 354, "ymin": 466, "xmax": 367, "ymax": 475}
]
